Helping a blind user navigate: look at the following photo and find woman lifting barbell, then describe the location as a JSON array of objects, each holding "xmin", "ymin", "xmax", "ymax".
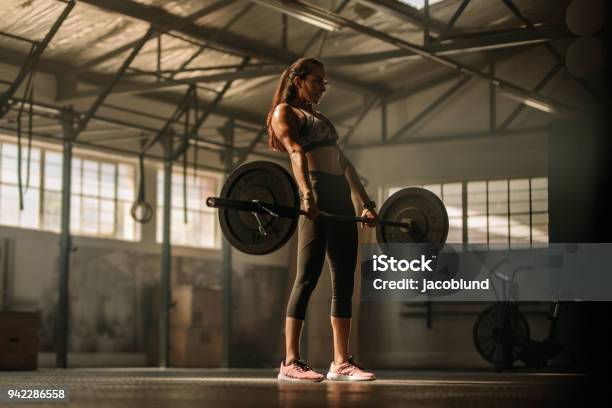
[{"xmin": 267, "ymin": 57, "xmax": 377, "ymax": 382}]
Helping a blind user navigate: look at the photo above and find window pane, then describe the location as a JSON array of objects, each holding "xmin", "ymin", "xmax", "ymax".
[
  {"xmin": 532, "ymin": 212, "xmax": 549, "ymax": 244},
  {"xmin": 117, "ymin": 201, "xmax": 136, "ymax": 241},
  {"xmin": 100, "ymin": 199, "xmax": 115, "ymax": 235},
  {"xmin": 157, "ymin": 169, "xmax": 164, "ymax": 205},
  {"xmin": 20, "ymin": 187, "xmax": 40, "ymax": 228},
  {"xmin": 156, "ymin": 169, "xmax": 218, "ymax": 248},
  {"xmin": 71, "ymin": 157, "xmax": 81, "ymax": 194},
  {"xmin": 82, "ymin": 160, "xmax": 99, "ymax": 196},
  {"xmin": 100, "ymin": 163, "xmax": 116, "ymax": 199},
  {"xmin": 510, "ymin": 213, "xmax": 531, "ymax": 245},
  {"xmin": 46, "ymin": 151, "xmax": 63, "ymax": 192},
  {"xmin": 488, "ymin": 180, "xmax": 508, "ymax": 245},
  {"xmin": 467, "ymin": 181, "xmax": 486, "ymax": 243},
  {"xmin": 70, "ymin": 195, "xmax": 81, "ymax": 232},
  {"xmin": 118, "ymin": 164, "xmax": 135, "ymax": 201},
  {"xmin": 442, "ymin": 183, "xmax": 462, "ymax": 243},
  {"xmin": 81, "ymin": 197, "xmax": 99, "ymax": 234},
  {"xmin": 509, "ymin": 178, "xmax": 529, "ymax": 214},
  {"xmin": 0, "ymin": 184, "xmax": 19, "ymax": 226}
]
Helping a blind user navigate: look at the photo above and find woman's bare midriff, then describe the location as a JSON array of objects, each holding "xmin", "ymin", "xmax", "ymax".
[{"xmin": 306, "ymin": 146, "xmax": 344, "ymax": 175}]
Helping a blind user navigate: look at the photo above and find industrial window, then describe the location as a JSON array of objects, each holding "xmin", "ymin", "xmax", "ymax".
[
  {"xmin": 0, "ymin": 139, "xmax": 138, "ymax": 241},
  {"xmin": 69, "ymin": 155, "xmax": 138, "ymax": 241},
  {"xmin": 0, "ymin": 141, "xmax": 42, "ymax": 230},
  {"xmin": 156, "ymin": 169, "xmax": 219, "ymax": 248},
  {"xmin": 387, "ymin": 177, "xmax": 549, "ymax": 246},
  {"xmin": 467, "ymin": 178, "xmax": 548, "ymax": 247}
]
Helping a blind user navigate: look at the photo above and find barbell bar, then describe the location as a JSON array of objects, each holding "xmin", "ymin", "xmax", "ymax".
[
  {"xmin": 206, "ymin": 196, "xmax": 416, "ymax": 229},
  {"xmin": 204, "ymin": 161, "xmax": 448, "ymax": 255}
]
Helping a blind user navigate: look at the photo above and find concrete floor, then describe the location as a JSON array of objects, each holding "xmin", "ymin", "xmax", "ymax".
[{"xmin": 0, "ymin": 368, "xmax": 589, "ymax": 407}]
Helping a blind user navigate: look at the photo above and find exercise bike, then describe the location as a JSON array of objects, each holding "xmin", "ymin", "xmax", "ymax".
[{"xmin": 472, "ymin": 259, "xmax": 572, "ymax": 370}]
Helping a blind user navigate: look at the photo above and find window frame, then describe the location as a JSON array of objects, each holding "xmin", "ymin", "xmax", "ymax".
[
  {"xmin": 155, "ymin": 165, "xmax": 223, "ymax": 250},
  {"xmin": 0, "ymin": 136, "xmax": 140, "ymax": 242},
  {"xmin": 384, "ymin": 175, "xmax": 549, "ymax": 247}
]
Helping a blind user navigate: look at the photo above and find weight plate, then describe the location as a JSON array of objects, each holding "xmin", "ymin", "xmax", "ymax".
[
  {"xmin": 376, "ymin": 187, "xmax": 449, "ymax": 245},
  {"xmin": 218, "ymin": 161, "xmax": 299, "ymax": 255}
]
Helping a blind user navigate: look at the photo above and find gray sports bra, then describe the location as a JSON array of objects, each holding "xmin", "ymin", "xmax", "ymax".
[{"xmin": 293, "ymin": 106, "xmax": 339, "ymax": 153}]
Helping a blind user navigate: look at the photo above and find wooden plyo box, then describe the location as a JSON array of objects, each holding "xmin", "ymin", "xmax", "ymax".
[
  {"xmin": 0, "ymin": 311, "xmax": 40, "ymax": 370},
  {"xmin": 170, "ymin": 325, "xmax": 222, "ymax": 367}
]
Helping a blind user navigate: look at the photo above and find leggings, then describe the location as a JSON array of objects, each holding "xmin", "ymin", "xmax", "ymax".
[{"xmin": 286, "ymin": 171, "xmax": 358, "ymax": 320}]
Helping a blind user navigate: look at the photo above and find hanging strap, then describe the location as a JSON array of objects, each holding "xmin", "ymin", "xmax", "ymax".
[
  {"xmin": 182, "ymin": 89, "xmax": 190, "ymax": 225},
  {"xmin": 16, "ymin": 59, "xmax": 35, "ymax": 211},
  {"xmin": 130, "ymin": 152, "xmax": 153, "ymax": 223}
]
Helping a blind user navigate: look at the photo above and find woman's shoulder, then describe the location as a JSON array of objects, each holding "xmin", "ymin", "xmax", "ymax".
[{"xmin": 274, "ymin": 103, "xmax": 305, "ymax": 122}]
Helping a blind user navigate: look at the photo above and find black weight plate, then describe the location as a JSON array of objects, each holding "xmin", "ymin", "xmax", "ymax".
[
  {"xmin": 376, "ymin": 187, "xmax": 449, "ymax": 245},
  {"xmin": 219, "ymin": 161, "xmax": 299, "ymax": 255}
]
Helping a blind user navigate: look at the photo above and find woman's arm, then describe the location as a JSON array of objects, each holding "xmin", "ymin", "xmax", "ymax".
[
  {"xmin": 338, "ymin": 149, "xmax": 378, "ymax": 227},
  {"xmin": 271, "ymin": 104, "xmax": 319, "ymax": 219}
]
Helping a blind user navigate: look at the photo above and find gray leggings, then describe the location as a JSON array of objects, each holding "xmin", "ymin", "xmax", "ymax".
[{"xmin": 286, "ymin": 171, "xmax": 358, "ymax": 320}]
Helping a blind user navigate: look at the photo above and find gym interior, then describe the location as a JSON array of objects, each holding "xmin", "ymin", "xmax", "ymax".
[{"xmin": 0, "ymin": 0, "xmax": 610, "ymax": 406}]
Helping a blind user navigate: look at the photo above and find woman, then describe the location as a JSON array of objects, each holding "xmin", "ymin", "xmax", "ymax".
[{"xmin": 267, "ymin": 57, "xmax": 378, "ymax": 382}]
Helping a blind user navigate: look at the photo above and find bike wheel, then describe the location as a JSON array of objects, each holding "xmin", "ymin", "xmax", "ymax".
[{"xmin": 473, "ymin": 303, "xmax": 530, "ymax": 366}]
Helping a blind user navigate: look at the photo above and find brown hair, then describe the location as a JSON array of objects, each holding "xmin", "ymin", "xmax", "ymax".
[{"xmin": 266, "ymin": 57, "xmax": 324, "ymax": 152}]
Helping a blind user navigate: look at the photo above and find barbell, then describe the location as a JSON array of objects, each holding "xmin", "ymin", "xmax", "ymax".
[{"xmin": 206, "ymin": 161, "xmax": 449, "ymax": 255}]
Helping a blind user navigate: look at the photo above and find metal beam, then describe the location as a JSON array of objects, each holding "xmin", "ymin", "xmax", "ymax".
[
  {"xmin": 0, "ymin": 123, "xmax": 225, "ymax": 172},
  {"xmin": 74, "ymin": 65, "xmax": 281, "ymax": 99},
  {"xmin": 56, "ymin": 110, "xmax": 74, "ymax": 369},
  {"xmin": 0, "ymin": 30, "xmax": 38, "ymax": 45},
  {"xmin": 489, "ymin": 59, "xmax": 496, "ymax": 133},
  {"xmin": 382, "ymin": 43, "xmax": 542, "ymax": 108},
  {"xmin": 0, "ymin": 0, "xmax": 74, "ymax": 118},
  {"xmin": 172, "ymin": 58, "xmax": 250, "ymax": 161},
  {"xmin": 67, "ymin": 23, "xmax": 564, "ymax": 102},
  {"xmin": 381, "ymin": 100, "xmax": 387, "ymax": 144},
  {"xmin": 73, "ymin": 27, "xmax": 156, "ymax": 140},
  {"xmin": 0, "ymin": 39, "xmax": 297, "ymax": 131},
  {"xmin": 159, "ymin": 135, "xmax": 172, "ymax": 368},
  {"xmin": 169, "ymin": 2, "xmax": 253, "ymax": 81},
  {"xmin": 438, "ymin": 0, "xmax": 471, "ymax": 41},
  {"xmin": 389, "ymin": 76, "xmax": 471, "ymax": 142},
  {"xmin": 500, "ymin": 0, "xmax": 606, "ymax": 108},
  {"xmin": 500, "ymin": 0, "xmax": 532, "ymax": 27},
  {"xmin": 257, "ymin": 0, "xmax": 583, "ymax": 116},
  {"xmin": 143, "ymin": 85, "xmax": 197, "ymax": 153},
  {"xmin": 79, "ymin": 0, "xmax": 383, "ymax": 97},
  {"xmin": 323, "ymin": 25, "xmax": 570, "ymax": 65},
  {"xmin": 423, "ymin": 0, "xmax": 430, "ymax": 46},
  {"xmin": 345, "ymin": 126, "xmax": 548, "ymax": 150},
  {"xmin": 498, "ymin": 62, "xmax": 563, "ymax": 131},
  {"xmin": 357, "ymin": 0, "xmax": 450, "ymax": 35},
  {"xmin": 69, "ymin": 0, "xmax": 237, "ymax": 76},
  {"xmin": 340, "ymin": 97, "xmax": 379, "ymax": 147},
  {"xmin": 299, "ymin": 0, "xmax": 351, "ymax": 55},
  {"xmin": 221, "ymin": 118, "xmax": 234, "ymax": 368},
  {"xmin": 235, "ymin": 126, "xmax": 267, "ymax": 167}
]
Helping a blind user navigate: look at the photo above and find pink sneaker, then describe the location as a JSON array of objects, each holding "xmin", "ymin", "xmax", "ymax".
[
  {"xmin": 326, "ymin": 356, "xmax": 376, "ymax": 381},
  {"xmin": 278, "ymin": 359, "xmax": 324, "ymax": 382}
]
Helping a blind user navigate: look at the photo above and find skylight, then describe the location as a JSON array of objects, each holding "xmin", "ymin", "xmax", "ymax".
[{"xmin": 398, "ymin": 0, "xmax": 445, "ymax": 9}]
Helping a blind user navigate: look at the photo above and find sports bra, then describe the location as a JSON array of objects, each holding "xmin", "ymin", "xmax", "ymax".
[{"xmin": 293, "ymin": 106, "xmax": 339, "ymax": 153}]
